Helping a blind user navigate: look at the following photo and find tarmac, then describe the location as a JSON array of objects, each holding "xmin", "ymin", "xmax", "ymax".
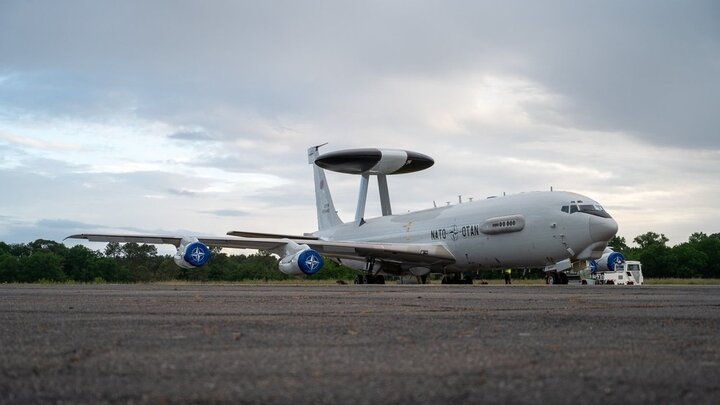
[{"xmin": 1, "ymin": 283, "xmax": 719, "ymax": 404}]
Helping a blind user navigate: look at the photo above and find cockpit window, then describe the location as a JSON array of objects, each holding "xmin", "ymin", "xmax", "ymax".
[
  {"xmin": 577, "ymin": 204, "xmax": 611, "ymax": 218},
  {"xmin": 563, "ymin": 202, "xmax": 611, "ymax": 218}
]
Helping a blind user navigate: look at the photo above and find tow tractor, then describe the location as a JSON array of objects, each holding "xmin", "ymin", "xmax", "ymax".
[
  {"xmin": 544, "ymin": 249, "xmax": 643, "ymax": 285},
  {"xmin": 593, "ymin": 260, "xmax": 643, "ymax": 285}
]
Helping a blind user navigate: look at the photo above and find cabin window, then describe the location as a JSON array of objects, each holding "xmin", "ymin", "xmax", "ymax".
[
  {"xmin": 561, "ymin": 206, "xmax": 569, "ymax": 213},
  {"xmin": 569, "ymin": 205, "xmax": 578, "ymax": 213}
]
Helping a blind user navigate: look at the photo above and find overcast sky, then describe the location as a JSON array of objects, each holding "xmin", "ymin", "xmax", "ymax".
[{"xmin": 1, "ymin": 0, "xmax": 719, "ymax": 250}]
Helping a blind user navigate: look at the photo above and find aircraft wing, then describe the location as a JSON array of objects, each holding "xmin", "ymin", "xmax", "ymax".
[
  {"xmin": 226, "ymin": 230, "xmax": 318, "ymax": 240},
  {"xmin": 300, "ymin": 239, "xmax": 455, "ymax": 265},
  {"xmin": 66, "ymin": 234, "xmax": 455, "ymax": 266},
  {"xmin": 66, "ymin": 234, "xmax": 292, "ymax": 251}
]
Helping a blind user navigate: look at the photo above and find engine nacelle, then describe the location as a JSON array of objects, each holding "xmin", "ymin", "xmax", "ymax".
[
  {"xmin": 589, "ymin": 248, "xmax": 625, "ymax": 273},
  {"xmin": 173, "ymin": 237, "xmax": 212, "ymax": 269},
  {"xmin": 279, "ymin": 248, "xmax": 324, "ymax": 276}
]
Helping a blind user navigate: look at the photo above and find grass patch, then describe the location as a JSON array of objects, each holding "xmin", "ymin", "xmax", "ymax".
[{"xmin": 643, "ymin": 278, "xmax": 720, "ymax": 285}]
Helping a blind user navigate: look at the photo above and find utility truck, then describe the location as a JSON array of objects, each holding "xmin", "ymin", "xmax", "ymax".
[
  {"xmin": 587, "ymin": 249, "xmax": 643, "ymax": 285},
  {"xmin": 544, "ymin": 247, "xmax": 643, "ymax": 285},
  {"xmin": 594, "ymin": 260, "xmax": 643, "ymax": 285}
]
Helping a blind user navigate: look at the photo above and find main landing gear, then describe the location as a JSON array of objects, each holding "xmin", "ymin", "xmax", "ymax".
[
  {"xmin": 546, "ymin": 272, "xmax": 569, "ymax": 284},
  {"xmin": 440, "ymin": 273, "xmax": 473, "ymax": 285},
  {"xmin": 354, "ymin": 257, "xmax": 386, "ymax": 284},
  {"xmin": 354, "ymin": 274, "xmax": 386, "ymax": 284}
]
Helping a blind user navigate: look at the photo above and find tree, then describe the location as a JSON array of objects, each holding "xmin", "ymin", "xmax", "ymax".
[
  {"xmin": 633, "ymin": 232, "xmax": 669, "ymax": 250},
  {"xmin": 89, "ymin": 257, "xmax": 133, "ymax": 282},
  {"xmin": 105, "ymin": 242, "xmax": 122, "ymax": 258},
  {"xmin": 670, "ymin": 243, "xmax": 707, "ymax": 278},
  {"xmin": 609, "ymin": 236, "xmax": 630, "ymax": 253},
  {"xmin": 121, "ymin": 242, "xmax": 158, "ymax": 260},
  {"xmin": 0, "ymin": 254, "xmax": 20, "ymax": 282},
  {"xmin": 28, "ymin": 239, "xmax": 68, "ymax": 256},
  {"xmin": 64, "ymin": 245, "xmax": 102, "ymax": 282},
  {"xmin": 633, "ymin": 232, "xmax": 671, "ymax": 278},
  {"xmin": 684, "ymin": 233, "xmax": 720, "ymax": 278},
  {"xmin": 18, "ymin": 251, "xmax": 66, "ymax": 282}
]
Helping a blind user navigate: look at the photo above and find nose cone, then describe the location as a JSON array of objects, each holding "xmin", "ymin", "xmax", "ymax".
[{"xmin": 589, "ymin": 215, "xmax": 618, "ymax": 242}]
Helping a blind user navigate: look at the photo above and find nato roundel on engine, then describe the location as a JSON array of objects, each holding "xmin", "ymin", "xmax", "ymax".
[
  {"xmin": 297, "ymin": 249, "xmax": 324, "ymax": 275},
  {"xmin": 607, "ymin": 252, "xmax": 625, "ymax": 271},
  {"xmin": 589, "ymin": 260, "xmax": 598, "ymax": 274},
  {"xmin": 183, "ymin": 242, "xmax": 211, "ymax": 267}
]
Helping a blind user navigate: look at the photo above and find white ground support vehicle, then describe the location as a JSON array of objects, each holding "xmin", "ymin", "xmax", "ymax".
[
  {"xmin": 590, "ymin": 260, "xmax": 643, "ymax": 285},
  {"xmin": 544, "ymin": 247, "xmax": 644, "ymax": 285}
]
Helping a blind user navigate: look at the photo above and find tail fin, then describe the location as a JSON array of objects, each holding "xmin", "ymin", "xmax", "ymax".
[{"xmin": 308, "ymin": 145, "xmax": 343, "ymax": 230}]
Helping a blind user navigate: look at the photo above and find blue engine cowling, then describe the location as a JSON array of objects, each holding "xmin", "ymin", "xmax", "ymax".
[
  {"xmin": 278, "ymin": 248, "xmax": 324, "ymax": 276},
  {"xmin": 590, "ymin": 250, "xmax": 625, "ymax": 273},
  {"xmin": 173, "ymin": 238, "xmax": 212, "ymax": 269}
]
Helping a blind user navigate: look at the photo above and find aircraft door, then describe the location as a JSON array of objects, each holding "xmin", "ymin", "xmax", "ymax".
[{"xmin": 553, "ymin": 203, "xmax": 572, "ymax": 260}]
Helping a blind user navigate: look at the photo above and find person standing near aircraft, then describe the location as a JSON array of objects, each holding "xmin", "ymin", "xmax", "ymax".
[{"xmin": 504, "ymin": 268, "xmax": 512, "ymax": 284}]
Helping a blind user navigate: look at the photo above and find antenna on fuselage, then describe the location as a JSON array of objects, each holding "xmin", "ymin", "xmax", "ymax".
[{"xmin": 313, "ymin": 148, "xmax": 434, "ymax": 226}]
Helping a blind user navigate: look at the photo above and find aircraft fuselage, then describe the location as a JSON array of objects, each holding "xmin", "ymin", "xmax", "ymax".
[{"xmin": 319, "ymin": 190, "xmax": 616, "ymax": 272}]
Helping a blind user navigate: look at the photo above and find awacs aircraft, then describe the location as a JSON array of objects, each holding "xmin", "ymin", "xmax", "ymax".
[{"xmin": 67, "ymin": 145, "xmax": 619, "ymax": 284}]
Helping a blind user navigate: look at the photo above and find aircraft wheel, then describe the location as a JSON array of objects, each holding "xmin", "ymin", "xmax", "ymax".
[
  {"xmin": 546, "ymin": 273, "xmax": 557, "ymax": 284},
  {"xmin": 354, "ymin": 274, "xmax": 364, "ymax": 284},
  {"xmin": 375, "ymin": 275, "xmax": 385, "ymax": 285}
]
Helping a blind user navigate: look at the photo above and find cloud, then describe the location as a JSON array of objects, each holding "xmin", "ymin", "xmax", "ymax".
[
  {"xmin": 0, "ymin": 132, "xmax": 84, "ymax": 152},
  {"xmin": 167, "ymin": 130, "xmax": 215, "ymax": 141},
  {"xmin": 201, "ymin": 209, "xmax": 248, "ymax": 218},
  {"xmin": 36, "ymin": 219, "xmax": 103, "ymax": 229},
  {"xmin": 0, "ymin": 1, "xmax": 718, "ymax": 247},
  {"xmin": 166, "ymin": 188, "xmax": 197, "ymax": 197}
]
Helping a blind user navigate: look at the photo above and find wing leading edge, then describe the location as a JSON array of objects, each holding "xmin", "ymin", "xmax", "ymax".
[{"xmin": 66, "ymin": 234, "xmax": 456, "ymax": 267}]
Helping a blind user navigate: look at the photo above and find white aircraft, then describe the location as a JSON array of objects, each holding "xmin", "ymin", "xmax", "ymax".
[{"xmin": 67, "ymin": 145, "xmax": 618, "ymax": 284}]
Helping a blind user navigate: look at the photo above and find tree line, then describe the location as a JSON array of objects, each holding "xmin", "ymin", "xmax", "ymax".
[
  {"xmin": 0, "ymin": 240, "xmax": 356, "ymax": 283},
  {"xmin": 609, "ymin": 232, "xmax": 720, "ymax": 278},
  {"xmin": 0, "ymin": 231, "xmax": 718, "ymax": 283}
]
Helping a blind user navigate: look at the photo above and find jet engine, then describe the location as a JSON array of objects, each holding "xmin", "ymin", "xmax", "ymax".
[
  {"xmin": 279, "ymin": 247, "xmax": 324, "ymax": 276},
  {"xmin": 173, "ymin": 237, "xmax": 212, "ymax": 269},
  {"xmin": 589, "ymin": 248, "xmax": 625, "ymax": 273}
]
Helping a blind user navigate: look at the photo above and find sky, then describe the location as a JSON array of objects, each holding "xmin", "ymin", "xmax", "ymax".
[{"xmin": 1, "ymin": 0, "xmax": 719, "ymax": 251}]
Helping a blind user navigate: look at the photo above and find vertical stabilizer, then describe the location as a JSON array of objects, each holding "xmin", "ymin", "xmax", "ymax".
[{"xmin": 308, "ymin": 145, "xmax": 343, "ymax": 230}]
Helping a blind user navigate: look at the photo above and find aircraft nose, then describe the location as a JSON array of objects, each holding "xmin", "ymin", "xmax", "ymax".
[{"xmin": 589, "ymin": 215, "xmax": 618, "ymax": 242}]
